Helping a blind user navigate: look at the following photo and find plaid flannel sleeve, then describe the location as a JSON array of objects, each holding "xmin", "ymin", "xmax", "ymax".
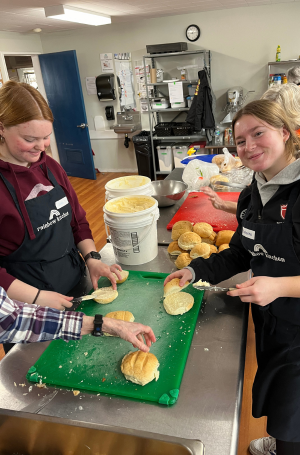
[{"xmin": 0, "ymin": 287, "xmax": 84, "ymax": 344}]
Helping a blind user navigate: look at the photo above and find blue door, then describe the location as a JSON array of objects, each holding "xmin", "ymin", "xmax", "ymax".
[{"xmin": 39, "ymin": 50, "xmax": 96, "ymax": 180}]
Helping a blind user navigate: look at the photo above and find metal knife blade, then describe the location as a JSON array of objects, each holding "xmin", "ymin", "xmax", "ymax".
[
  {"xmin": 214, "ymin": 181, "xmax": 246, "ymax": 189},
  {"xmin": 193, "ymin": 285, "xmax": 236, "ymax": 292}
]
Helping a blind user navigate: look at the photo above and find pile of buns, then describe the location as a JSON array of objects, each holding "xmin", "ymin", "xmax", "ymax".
[{"xmin": 168, "ymin": 221, "xmax": 234, "ymax": 269}]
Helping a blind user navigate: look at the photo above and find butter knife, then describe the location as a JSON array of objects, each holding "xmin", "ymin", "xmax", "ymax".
[
  {"xmin": 193, "ymin": 285, "xmax": 236, "ymax": 292},
  {"xmin": 213, "ymin": 181, "xmax": 246, "ymax": 189}
]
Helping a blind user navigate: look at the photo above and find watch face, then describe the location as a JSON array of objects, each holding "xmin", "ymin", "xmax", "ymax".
[
  {"xmin": 186, "ymin": 25, "xmax": 200, "ymax": 42},
  {"xmin": 91, "ymin": 251, "xmax": 101, "ymax": 260}
]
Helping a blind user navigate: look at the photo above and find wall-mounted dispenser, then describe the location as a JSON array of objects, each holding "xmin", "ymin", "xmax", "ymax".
[
  {"xmin": 96, "ymin": 73, "xmax": 116, "ymax": 101},
  {"xmin": 105, "ymin": 106, "xmax": 115, "ymax": 121}
]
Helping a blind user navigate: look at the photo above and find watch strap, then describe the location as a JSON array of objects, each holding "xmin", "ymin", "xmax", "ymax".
[{"xmin": 92, "ymin": 314, "xmax": 103, "ymax": 337}]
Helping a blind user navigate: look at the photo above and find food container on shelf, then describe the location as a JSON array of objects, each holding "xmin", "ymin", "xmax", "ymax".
[
  {"xmin": 188, "ymin": 84, "xmax": 197, "ymax": 96},
  {"xmin": 151, "ymin": 98, "xmax": 170, "ymax": 109},
  {"xmin": 171, "ymin": 100, "xmax": 186, "ymax": 109},
  {"xmin": 172, "ymin": 143, "xmax": 190, "ymax": 168},
  {"xmin": 157, "ymin": 144, "xmax": 174, "ymax": 171}
]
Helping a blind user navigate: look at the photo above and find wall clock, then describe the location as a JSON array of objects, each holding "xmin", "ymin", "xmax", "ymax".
[{"xmin": 186, "ymin": 24, "xmax": 201, "ymax": 42}]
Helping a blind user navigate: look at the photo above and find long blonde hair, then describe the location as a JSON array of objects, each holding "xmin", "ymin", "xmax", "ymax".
[
  {"xmin": 232, "ymin": 99, "xmax": 300, "ymax": 158},
  {"xmin": 0, "ymin": 80, "xmax": 53, "ymax": 128},
  {"xmin": 261, "ymin": 83, "xmax": 300, "ymax": 131}
]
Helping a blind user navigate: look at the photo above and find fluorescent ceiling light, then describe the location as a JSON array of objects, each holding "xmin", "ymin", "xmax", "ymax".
[{"xmin": 44, "ymin": 5, "xmax": 111, "ymax": 26}]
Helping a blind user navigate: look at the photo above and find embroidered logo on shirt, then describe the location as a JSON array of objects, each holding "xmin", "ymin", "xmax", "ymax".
[
  {"xmin": 248, "ymin": 244, "xmax": 285, "ymax": 262},
  {"xmin": 49, "ymin": 209, "xmax": 61, "ymax": 220},
  {"xmin": 280, "ymin": 204, "xmax": 287, "ymax": 220}
]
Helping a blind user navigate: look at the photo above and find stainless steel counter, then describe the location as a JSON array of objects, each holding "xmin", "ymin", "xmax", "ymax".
[{"xmin": 0, "ymin": 170, "xmax": 248, "ymax": 455}]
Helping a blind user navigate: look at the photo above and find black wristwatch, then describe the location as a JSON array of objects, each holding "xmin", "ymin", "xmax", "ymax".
[
  {"xmin": 84, "ymin": 251, "xmax": 101, "ymax": 262},
  {"xmin": 92, "ymin": 314, "xmax": 103, "ymax": 337}
]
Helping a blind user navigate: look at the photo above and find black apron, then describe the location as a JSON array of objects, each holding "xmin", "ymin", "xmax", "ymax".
[
  {"xmin": 0, "ymin": 167, "xmax": 85, "ymax": 295},
  {"xmin": 241, "ymin": 184, "xmax": 300, "ymax": 442}
]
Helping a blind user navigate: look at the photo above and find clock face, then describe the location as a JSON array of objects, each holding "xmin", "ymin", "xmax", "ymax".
[{"xmin": 186, "ymin": 24, "xmax": 200, "ymax": 42}]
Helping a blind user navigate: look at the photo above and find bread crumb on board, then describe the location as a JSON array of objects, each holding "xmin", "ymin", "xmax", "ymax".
[{"xmin": 73, "ymin": 390, "xmax": 80, "ymax": 396}]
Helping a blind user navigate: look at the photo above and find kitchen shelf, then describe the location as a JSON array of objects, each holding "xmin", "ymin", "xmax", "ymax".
[
  {"xmin": 150, "ymin": 108, "xmax": 190, "ymax": 112},
  {"xmin": 143, "ymin": 49, "xmax": 211, "ymax": 179},
  {"xmin": 268, "ymin": 60, "xmax": 300, "ymax": 65}
]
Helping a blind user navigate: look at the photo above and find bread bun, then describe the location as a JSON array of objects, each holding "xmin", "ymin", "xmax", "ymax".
[
  {"xmin": 92, "ymin": 287, "xmax": 118, "ymax": 304},
  {"xmin": 121, "ymin": 351, "xmax": 159, "ymax": 386},
  {"xmin": 171, "ymin": 221, "xmax": 193, "ymax": 241},
  {"xmin": 218, "ymin": 243, "xmax": 230, "ymax": 252},
  {"xmin": 167, "ymin": 241, "xmax": 185, "ymax": 256},
  {"xmin": 190, "ymin": 243, "xmax": 210, "ymax": 259},
  {"xmin": 210, "ymin": 174, "xmax": 229, "ymax": 185},
  {"xmin": 215, "ymin": 230, "xmax": 235, "ymax": 246},
  {"xmin": 201, "ymin": 231, "xmax": 217, "ymax": 245},
  {"xmin": 104, "ymin": 311, "xmax": 134, "ymax": 336},
  {"xmin": 209, "ymin": 244, "xmax": 218, "ymax": 256},
  {"xmin": 175, "ymin": 253, "xmax": 192, "ymax": 269},
  {"xmin": 212, "ymin": 155, "xmax": 225, "ymax": 169},
  {"xmin": 163, "ymin": 292, "xmax": 194, "ymax": 315},
  {"xmin": 112, "ymin": 270, "xmax": 129, "ymax": 284},
  {"xmin": 193, "ymin": 222, "xmax": 213, "ymax": 238},
  {"xmin": 163, "ymin": 278, "xmax": 190, "ymax": 297},
  {"xmin": 178, "ymin": 232, "xmax": 201, "ymax": 250}
]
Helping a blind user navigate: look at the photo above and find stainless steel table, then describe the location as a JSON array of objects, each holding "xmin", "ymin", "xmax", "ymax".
[{"xmin": 0, "ymin": 173, "xmax": 248, "ymax": 455}]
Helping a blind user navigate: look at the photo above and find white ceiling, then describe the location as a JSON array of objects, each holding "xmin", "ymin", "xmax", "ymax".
[{"xmin": 0, "ymin": 0, "xmax": 299, "ymax": 34}]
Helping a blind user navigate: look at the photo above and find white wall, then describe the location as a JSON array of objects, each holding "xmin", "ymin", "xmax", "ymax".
[{"xmin": 40, "ymin": 2, "xmax": 300, "ymax": 172}]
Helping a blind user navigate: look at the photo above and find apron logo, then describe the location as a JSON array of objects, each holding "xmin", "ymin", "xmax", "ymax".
[
  {"xmin": 240, "ymin": 209, "xmax": 247, "ymax": 220},
  {"xmin": 248, "ymin": 244, "xmax": 285, "ymax": 262},
  {"xmin": 280, "ymin": 204, "xmax": 287, "ymax": 220},
  {"xmin": 49, "ymin": 209, "xmax": 61, "ymax": 220},
  {"xmin": 242, "ymin": 227, "xmax": 255, "ymax": 240}
]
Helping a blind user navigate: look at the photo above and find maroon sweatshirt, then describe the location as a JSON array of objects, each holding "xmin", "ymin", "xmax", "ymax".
[{"xmin": 0, "ymin": 152, "xmax": 93, "ymax": 291}]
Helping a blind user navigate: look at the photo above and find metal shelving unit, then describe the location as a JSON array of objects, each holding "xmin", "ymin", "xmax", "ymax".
[
  {"xmin": 268, "ymin": 60, "xmax": 300, "ymax": 87},
  {"xmin": 143, "ymin": 49, "xmax": 211, "ymax": 179}
]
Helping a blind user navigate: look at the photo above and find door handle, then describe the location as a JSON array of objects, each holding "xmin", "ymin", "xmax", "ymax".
[{"xmin": 77, "ymin": 123, "xmax": 89, "ymax": 129}]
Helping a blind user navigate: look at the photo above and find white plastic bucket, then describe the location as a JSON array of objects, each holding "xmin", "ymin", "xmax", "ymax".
[
  {"xmin": 103, "ymin": 195, "xmax": 160, "ymax": 266},
  {"xmin": 105, "ymin": 175, "xmax": 153, "ymax": 201}
]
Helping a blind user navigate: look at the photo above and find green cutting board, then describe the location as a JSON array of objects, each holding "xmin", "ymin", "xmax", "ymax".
[{"xmin": 26, "ymin": 271, "xmax": 204, "ymax": 406}]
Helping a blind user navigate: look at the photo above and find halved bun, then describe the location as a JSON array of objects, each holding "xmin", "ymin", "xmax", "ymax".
[
  {"xmin": 112, "ymin": 270, "xmax": 129, "ymax": 284},
  {"xmin": 104, "ymin": 310, "xmax": 134, "ymax": 336},
  {"xmin": 163, "ymin": 292, "xmax": 194, "ymax": 315},
  {"xmin": 92, "ymin": 287, "xmax": 118, "ymax": 304},
  {"xmin": 201, "ymin": 232, "xmax": 217, "ymax": 245},
  {"xmin": 218, "ymin": 243, "xmax": 230, "ymax": 252},
  {"xmin": 121, "ymin": 351, "xmax": 160, "ymax": 386},
  {"xmin": 190, "ymin": 243, "xmax": 210, "ymax": 259},
  {"xmin": 163, "ymin": 278, "xmax": 189, "ymax": 297},
  {"xmin": 167, "ymin": 241, "xmax": 185, "ymax": 256},
  {"xmin": 178, "ymin": 232, "xmax": 201, "ymax": 250},
  {"xmin": 171, "ymin": 221, "xmax": 193, "ymax": 241},
  {"xmin": 175, "ymin": 253, "xmax": 192, "ymax": 269},
  {"xmin": 193, "ymin": 222, "xmax": 213, "ymax": 238},
  {"xmin": 215, "ymin": 230, "xmax": 235, "ymax": 247}
]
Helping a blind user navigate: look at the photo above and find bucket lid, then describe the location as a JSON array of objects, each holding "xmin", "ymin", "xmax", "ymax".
[{"xmin": 105, "ymin": 175, "xmax": 151, "ymax": 192}]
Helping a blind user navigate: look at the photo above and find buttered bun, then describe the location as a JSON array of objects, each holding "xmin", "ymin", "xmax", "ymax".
[
  {"xmin": 92, "ymin": 287, "xmax": 118, "ymax": 304},
  {"xmin": 175, "ymin": 253, "xmax": 192, "ymax": 269},
  {"xmin": 112, "ymin": 270, "xmax": 129, "ymax": 284},
  {"xmin": 121, "ymin": 351, "xmax": 160, "ymax": 386},
  {"xmin": 193, "ymin": 222, "xmax": 213, "ymax": 238},
  {"xmin": 167, "ymin": 241, "xmax": 185, "ymax": 256},
  {"xmin": 190, "ymin": 243, "xmax": 210, "ymax": 259},
  {"xmin": 163, "ymin": 278, "xmax": 189, "ymax": 297},
  {"xmin": 171, "ymin": 221, "xmax": 193, "ymax": 241},
  {"xmin": 104, "ymin": 311, "xmax": 134, "ymax": 336},
  {"xmin": 163, "ymin": 292, "xmax": 194, "ymax": 315},
  {"xmin": 215, "ymin": 230, "xmax": 235, "ymax": 246},
  {"xmin": 178, "ymin": 232, "xmax": 201, "ymax": 250}
]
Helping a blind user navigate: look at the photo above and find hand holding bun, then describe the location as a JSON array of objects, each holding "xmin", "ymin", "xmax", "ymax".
[
  {"xmin": 121, "ymin": 350, "xmax": 160, "ymax": 386},
  {"xmin": 215, "ymin": 230, "xmax": 235, "ymax": 246},
  {"xmin": 112, "ymin": 270, "xmax": 129, "ymax": 284},
  {"xmin": 104, "ymin": 311, "xmax": 134, "ymax": 336},
  {"xmin": 178, "ymin": 232, "xmax": 201, "ymax": 250},
  {"xmin": 163, "ymin": 277, "xmax": 189, "ymax": 297}
]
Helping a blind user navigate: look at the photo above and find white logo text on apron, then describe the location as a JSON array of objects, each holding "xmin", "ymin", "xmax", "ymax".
[
  {"xmin": 242, "ymin": 227, "xmax": 255, "ymax": 240},
  {"xmin": 55, "ymin": 197, "xmax": 68, "ymax": 210},
  {"xmin": 248, "ymin": 244, "xmax": 285, "ymax": 262}
]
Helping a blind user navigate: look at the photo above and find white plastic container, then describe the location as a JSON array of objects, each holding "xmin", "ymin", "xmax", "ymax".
[
  {"xmin": 188, "ymin": 85, "xmax": 197, "ymax": 96},
  {"xmin": 157, "ymin": 145, "xmax": 174, "ymax": 171},
  {"xmin": 105, "ymin": 175, "xmax": 153, "ymax": 201},
  {"xmin": 171, "ymin": 100, "xmax": 186, "ymax": 109},
  {"xmin": 103, "ymin": 195, "xmax": 160, "ymax": 265},
  {"xmin": 172, "ymin": 144, "xmax": 189, "ymax": 168},
  {"xmin": 151, "ymin": 98, "xmax": 170, "ymax": 109}
]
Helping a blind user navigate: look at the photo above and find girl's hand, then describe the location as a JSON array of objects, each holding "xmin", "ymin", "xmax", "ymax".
[
  {"xmin": 37, "ymin": 291, "xmax": 74, "ymax": 311},
  {"xmin": 103, "ymin": 318, "xmax": 156, "ymax": 352},
  {"xmin": 164, "ymin": 269, "xmax": 193, "ymax": 288},
  {"xmin": 227, "ymin": 276, "xmax": 281, "ymax": 306},
  {"xmin": 201, "ymin": 187, "xmax": 237, "ymax": 214},
  {"xmin": 87, "ymin": 260, "xmax": 122, "ymax": 290}
]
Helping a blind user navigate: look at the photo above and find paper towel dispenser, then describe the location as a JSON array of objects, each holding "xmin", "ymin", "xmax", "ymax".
[{"xmin": 96, "ymin": 73, "xmax": 120, "ymax": 102}]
